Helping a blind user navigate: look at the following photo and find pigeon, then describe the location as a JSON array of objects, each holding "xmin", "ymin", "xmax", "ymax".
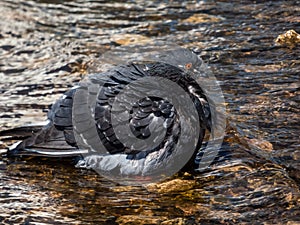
[{"xmin": 6, "ymin": 60, "xmax": 211, "ymax": 180}]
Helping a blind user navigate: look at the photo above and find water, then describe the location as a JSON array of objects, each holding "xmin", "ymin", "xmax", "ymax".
[{"xmin": 0, "ymin": 0, "xmax": 299, "ymax": 224}]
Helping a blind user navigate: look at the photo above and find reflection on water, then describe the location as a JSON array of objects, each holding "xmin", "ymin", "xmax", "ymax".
[{"xmin": 0, "ymin": 0, "xmax": 299, "ymax": 224}]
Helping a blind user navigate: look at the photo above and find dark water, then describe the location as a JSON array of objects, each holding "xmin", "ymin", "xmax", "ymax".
[{"xmin": 0, "ymin": 0, "xmax": 299, "ymax": 224}]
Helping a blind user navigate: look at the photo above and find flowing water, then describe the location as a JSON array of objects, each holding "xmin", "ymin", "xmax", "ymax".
[{"xmin": 0, "ymin": 0, "xmax": 299, "ymax": 224}]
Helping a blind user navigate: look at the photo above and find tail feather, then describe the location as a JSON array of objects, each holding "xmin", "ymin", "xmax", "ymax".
[{"xmin": 5, "ymin": 122, "xmax": 84, "ymax": 158}]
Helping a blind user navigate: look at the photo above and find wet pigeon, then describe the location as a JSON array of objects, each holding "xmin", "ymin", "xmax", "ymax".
[{"xmin": 6, "ymin": 61, "xmax": 211, "ymax": 179}]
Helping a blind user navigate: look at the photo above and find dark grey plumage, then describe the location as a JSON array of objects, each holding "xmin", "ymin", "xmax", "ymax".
[{"xmin": 7, "ymin": 62, "xmax": 211, "ymax": 176}]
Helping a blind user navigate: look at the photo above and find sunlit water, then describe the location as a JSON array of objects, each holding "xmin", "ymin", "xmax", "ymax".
[{"xmin": 0, "ymin": 0, "xmax": 299, "ymax": 224}]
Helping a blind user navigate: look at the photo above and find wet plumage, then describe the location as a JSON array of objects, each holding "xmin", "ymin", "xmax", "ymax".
[{"xmin": 7, "ymin": 62, "xmax": 211, "ymax": 176}]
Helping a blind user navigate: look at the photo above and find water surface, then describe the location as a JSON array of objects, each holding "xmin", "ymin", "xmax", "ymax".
[{"xmin": 0, "ymin": 0, "xmax": 299, "ymax": 224}]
